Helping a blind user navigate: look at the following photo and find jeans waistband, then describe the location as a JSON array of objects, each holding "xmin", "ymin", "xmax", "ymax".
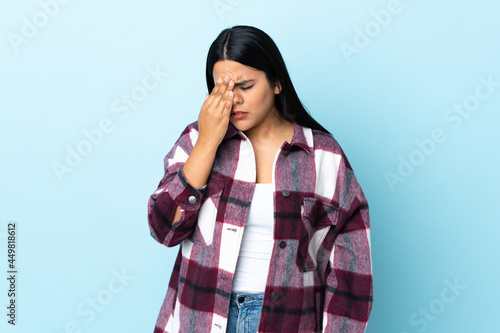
[{"xmin": 230, "ymin": 293, "xmax": 265, "ymax": 302}]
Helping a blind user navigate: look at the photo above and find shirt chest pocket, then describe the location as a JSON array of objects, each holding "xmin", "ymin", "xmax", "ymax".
[
  {"xmin": 296, "ymin": 197, "xmax": 340, "ymax": 272},
  {"xmin": 189, "ymin": 174, "xmax": 226, "ymax": 247}
]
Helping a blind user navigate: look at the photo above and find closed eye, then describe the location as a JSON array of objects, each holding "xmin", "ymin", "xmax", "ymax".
[{"xmin": 240, "ymin": 85, "xmax": 253, "ymax": 90}]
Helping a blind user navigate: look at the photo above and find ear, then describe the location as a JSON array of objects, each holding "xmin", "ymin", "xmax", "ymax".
[{"xmin": 273, "ymin": 80, "xmax": 282, "ymax": 94}]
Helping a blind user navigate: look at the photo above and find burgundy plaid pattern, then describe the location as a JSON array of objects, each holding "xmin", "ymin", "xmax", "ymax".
[{"xmin": 148, "ymin": 122, "xmax": 372, "ymax": 332}]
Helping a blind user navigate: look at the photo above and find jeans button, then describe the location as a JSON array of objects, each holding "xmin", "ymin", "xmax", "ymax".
[{"xmin": 238, "ymin": 296, "xmax": 245, "ymax": 303}]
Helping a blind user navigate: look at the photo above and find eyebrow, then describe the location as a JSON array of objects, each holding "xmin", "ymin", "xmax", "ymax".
[{"xmin": 234, "ymin": 79, "xmax": 254, "ymax": 87}]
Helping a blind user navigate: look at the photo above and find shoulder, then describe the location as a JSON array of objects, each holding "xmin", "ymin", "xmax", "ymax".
[
  {"xmin": 180, "ymin": 120, "xmax": 199, "ymax": 135},
  {"xmin": 173, "ymin": 121, "xmax": 200, "ymax": 144},
  {"xmin": 309, "ymin": 128, "xmax": 344, "ymax": 156},
  {"xmin": 163, "ymin": 121, "xmax": 200, "ymax": 160},
  {"xmin": 306, "ymin": 127, "xmax": 357, "ymax": 173}
]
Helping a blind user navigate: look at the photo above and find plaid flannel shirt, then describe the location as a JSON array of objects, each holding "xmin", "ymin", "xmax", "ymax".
[{"xmin": 148, "ymin": 121, "xmax": 372, "ymax": 332}]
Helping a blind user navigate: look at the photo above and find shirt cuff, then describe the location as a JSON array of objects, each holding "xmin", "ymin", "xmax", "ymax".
[{"xmin": 167, "ymin": 167, "xmax": 207, "ymax": 211}]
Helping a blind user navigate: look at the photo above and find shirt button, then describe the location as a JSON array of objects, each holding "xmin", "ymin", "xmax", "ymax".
[
  {"xmin": 272, "ymin": 292, "xmax": 280, "ymax": 300},
  {"xmin": 188, "ymin": 196, "xmax": 196, "ymax": 204},
  {"xmin": 279, "ymin": 241, "xmax": 287, "ymax": 249},
  {"xmin": 282, "ymin": 190, "xmax": 290, "ymax": 197}
]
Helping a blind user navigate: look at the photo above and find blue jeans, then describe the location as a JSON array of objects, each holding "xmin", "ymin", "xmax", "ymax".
[{"xmin": 226, "ymin": 293, "xmax": 264, "ymax": 333}]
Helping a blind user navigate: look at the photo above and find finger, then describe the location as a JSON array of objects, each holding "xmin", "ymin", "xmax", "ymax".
[
  {"xmin": 206, "ymin": 76, "xmax": 223, "ymax": 99},
  {"xmin": 202, "ymin": 77, "xmax": 223, "ymax": 109},
  {"xmin": 213, "ymin": 75, "xmax": 232, "ymax": 107},
  {"xmin": 222, "ymin": 79, "xmax": 234, "ymax": 106},
  {"xmin": 212, "ymin": 76, "xmax": 225, "ymax": 96},
  {"xmin": 222, "ymin": 90, "xmax": 234, "ymax": 117},
  {"xmin": 221, "ymin": 79, "xmax": 234, "ymax": 101},
  {"xmin": 225, "ymin": 80, "xmax": 235, "ymax": 105},
  {"xmin": 217, "ymin": 77, "xmax": 236, "ymax": 110}
]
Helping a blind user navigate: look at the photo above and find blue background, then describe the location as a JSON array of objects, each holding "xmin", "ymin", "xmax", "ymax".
[{"xmin": 1, "ymin": 0, "xmax": 499, "ymax": 332}]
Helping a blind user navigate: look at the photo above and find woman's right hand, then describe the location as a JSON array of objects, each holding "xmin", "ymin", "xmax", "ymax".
[
  {"xmin": 170, "ymin": 76, "xmax": 235, "ymax": 222},
  {"xmin": 197, "ymin": 75, "xmax": 235, "ymax": 148}
]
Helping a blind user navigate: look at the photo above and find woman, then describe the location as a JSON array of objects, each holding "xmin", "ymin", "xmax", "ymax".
[{"xmin": 147, "ymin": 25, "xmax": 372, "ymax": 333}]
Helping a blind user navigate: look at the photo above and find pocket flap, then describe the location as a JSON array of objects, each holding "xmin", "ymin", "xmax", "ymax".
[
  {"xmin": 297, "ymin": 197, "xmax": 340, "ymax": 271},
  {"xmin": 302, "ymin": 197, "xmax": 339, "ymax": 228}
]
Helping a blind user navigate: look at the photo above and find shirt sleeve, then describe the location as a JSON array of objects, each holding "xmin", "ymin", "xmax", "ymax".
[
  {"xmin": 322, "ymin": 162, "xmax": 373, "ymax": 332},
  {"xmin": 147, "ymin": 123, "xmax": 207, "ymax": 247}
]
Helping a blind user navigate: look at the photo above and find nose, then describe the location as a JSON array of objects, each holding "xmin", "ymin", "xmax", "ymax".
[{"xmin": 232, "ymin": 89, "xmax": 242, "ymax": 105}]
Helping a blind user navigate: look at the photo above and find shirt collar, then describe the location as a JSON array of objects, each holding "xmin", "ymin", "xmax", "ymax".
[
  {"xmin": 288, "ymin": 122, "xmax": 314, "ymax": 155},
  {"xmin": 222, "ymin": 122, "xmax": 243, "ymax": 141},
  {"xmin": 223, "ymin": 122, "xmax": 314, "ymax": 155}
]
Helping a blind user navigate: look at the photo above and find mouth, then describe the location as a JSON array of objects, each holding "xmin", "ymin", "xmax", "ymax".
[{"xmin": 231, "ymin": 111, "xmax": 248, "ymax": 120}]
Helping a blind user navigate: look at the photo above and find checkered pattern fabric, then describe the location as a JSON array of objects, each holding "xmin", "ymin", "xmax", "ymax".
[{"xmin": 148, "ymin": 121, "xmax": 372, "ymax": 332}]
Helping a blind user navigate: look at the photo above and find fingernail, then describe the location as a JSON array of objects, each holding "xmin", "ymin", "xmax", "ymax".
[
  {"xmin": 229, "ymin": 80, "xmax": 234, "ymax": 87},
  {"xmin": 224, "ymin": 75, "xmax": 230, "ymax": 82},
  {"xmin": 217, "ymin": 77, "xmax": 222, "ymax": 84},
  {"xmin": 229, "ymin": 91, "xmax": 234, "ymax": 97}
]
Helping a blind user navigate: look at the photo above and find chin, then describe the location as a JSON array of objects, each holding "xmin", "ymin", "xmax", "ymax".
[{"xmin": 230, "ymin": 120, "xmax": 251, "ymax": 132}]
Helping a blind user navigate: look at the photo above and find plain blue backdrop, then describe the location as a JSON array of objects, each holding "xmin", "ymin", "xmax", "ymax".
[{"xmin": 1, "ymin": 0, "xmax": 499, "ymax": 332}]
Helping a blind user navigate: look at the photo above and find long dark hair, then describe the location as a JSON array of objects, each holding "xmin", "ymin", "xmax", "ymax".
[{"xmin": 206, "ymin": 25, "xmax": 330, "ymax": 134}]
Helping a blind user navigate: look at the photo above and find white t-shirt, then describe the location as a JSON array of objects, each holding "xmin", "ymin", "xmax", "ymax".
[{"xmin": 231, "ymin": 183, "xmax": 274, "ymax": 294}]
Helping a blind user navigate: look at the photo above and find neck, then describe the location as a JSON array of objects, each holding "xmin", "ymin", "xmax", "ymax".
[{"xmin": 244, "ymin": 110, "xmax": 294, "ymax": 144}]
